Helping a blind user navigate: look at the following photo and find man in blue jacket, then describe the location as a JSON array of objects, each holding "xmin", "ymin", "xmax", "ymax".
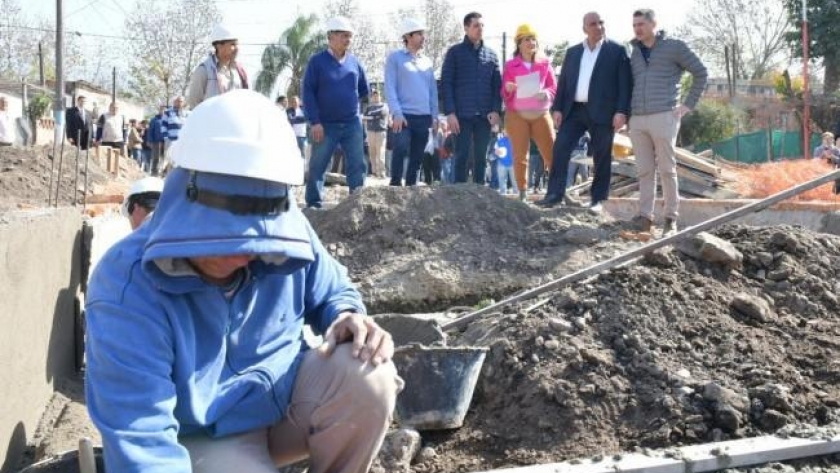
[
  {"xmin": 303, "ymin": 16, "xmax": 370, "ymax": 208},
  {"xmin": 85, "ymin": 90, "xmax": 401, "ymax": 473},
  {"xmin": 441, "ymin": 11, "xmax": 502, "ymax": 185},
  {"xmin": 537, "ymin": 11, "xmax": 631, "ymax": 213},
  {"xmin": 146, "ymin": 105, "xmax": 166, "ymax": 175}
]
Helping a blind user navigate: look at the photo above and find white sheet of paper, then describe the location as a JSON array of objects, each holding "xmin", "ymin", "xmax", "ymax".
[{"xmin": 515, "ymin": 72, "xmax": 541, "ymax": 99}]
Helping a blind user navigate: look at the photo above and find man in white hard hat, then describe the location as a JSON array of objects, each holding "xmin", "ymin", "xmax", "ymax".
[
  {"xmin": 85, "ymin": 90, "xmax": 401, "ymax": 473},
  {"xmin": 123, "ymin": 176, "xmax": 164, "ymax": 230},
  {"xmin": 302, "ymin": 16, "xmax": 370, "ymax": 208},
  {"xmin": 187, "ymin": 23, "xmax": 249, "ymax": 109},
  {"xmin": 384, "ymin": 18, "xmax": 438, "ymax": 186}
]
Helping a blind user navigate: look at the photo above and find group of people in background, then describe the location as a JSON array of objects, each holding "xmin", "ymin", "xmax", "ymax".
[
  {"xmin": 58, "ymin": 6, "xmax": 707, "ymax": 235},
  {"xmin": 293, "ymin": 8, "xmax": 707, "ymax": 234}
]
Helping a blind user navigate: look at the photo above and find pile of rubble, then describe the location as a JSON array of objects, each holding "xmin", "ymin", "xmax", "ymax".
[
  {"xmin": 305, "ymin": 184, "xmax": 642, "ymax": 314},
  {"xmin": 378, "ymin": 224, "xmax": 840, "ymax": 472}
]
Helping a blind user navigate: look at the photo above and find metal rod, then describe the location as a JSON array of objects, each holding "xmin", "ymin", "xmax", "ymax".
[
  {"xmin": 83, "ymin": 133, "xmax": 90, "ymax": 211},
  {"xmin": 73, "ymin": 130, "xmax": 81, "ymax": 206},
  {"xmin": 54, "ymin": 126, "xmax": 66, "ymax": 207},
  {"xmin": 442, "ymin": 168, "xmax": 840, "ymax": 331}
]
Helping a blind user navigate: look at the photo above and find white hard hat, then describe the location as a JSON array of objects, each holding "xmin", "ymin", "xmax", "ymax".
[
  {"xmin": 128, "ymin": 176, "xmax": 164, "ymax": 197},
  {"xmin": 122, "ymin": 176, "xmax": 164, "ymax": 217},
  {"xmin": 325, "ymin": 16, "xmax": 355, "ymax": 34},
  {"xmin": 210, "ymin": 23, "xmax": 237, "ymax": 43},
  {"xmin": 399, "ymin": 18, "xmax": 427, "ymax": 37},
  {"xmin": 169, "ymin": 89, "xmax": 304, "ymax": 185}
]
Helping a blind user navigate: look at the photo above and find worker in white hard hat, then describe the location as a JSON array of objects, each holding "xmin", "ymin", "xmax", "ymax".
[
  {"xmin": 302, "ymin": 16, "xmax": 370, "ymax": 208},
  {"xmin": 187, "ymin": 23, "xmax": 250, "ymax": 109},
  {"xmin": 384, "ymin": 18, "xmax": 438, "ymax": 186},
  {"xmin": 85, "ymin": 90, "xmax": 401, "ymax": 473},
  {"xmin": 122, "ymin": 176, "xmax": 164, "ymax": 230}
]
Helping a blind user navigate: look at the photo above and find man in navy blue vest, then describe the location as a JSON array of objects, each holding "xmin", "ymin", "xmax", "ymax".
[
  {"xmin": 441, "ymin": 12, "xmax": 502, "ymax": 185},
  {"xmin": 537, "ymin": 12, "xmax": 631, "ymax": 214}
]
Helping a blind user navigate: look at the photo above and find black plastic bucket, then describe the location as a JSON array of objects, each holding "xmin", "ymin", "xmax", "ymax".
[
  {"xmin": 392, "ymin": 345, "xmax": 488, "ymax": 430},
  {"xmin": 17, "ymin": 448, "xmax": 104, "ymax": 473}
]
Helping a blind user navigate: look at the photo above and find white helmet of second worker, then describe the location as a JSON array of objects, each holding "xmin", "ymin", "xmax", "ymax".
[
  {"xmin": 210, "ymin": 23, "xmax": 237, "ymax": 44},
  {"xmin": 121, "ymin": 176, "xmax": 164, "ymax": 218},
  {"xmin": 169, "ymin": 89, "xmax": 304, "ymax": 185},
  {"xmin": 325, "ymin": 16, "xmax": 355, "ymax": 35},
  {"xmin": 399, "ymin": 18, "xmax": 427, "ymax": 38}
]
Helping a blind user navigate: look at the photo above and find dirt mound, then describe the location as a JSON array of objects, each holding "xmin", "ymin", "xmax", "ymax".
[
  {"xmin": 414, "ymin": 225, "xmax": 840, "ymax": 472},
  {"xmin": 0, "ymin": 145, "xmax": 140, "ymax": 212},
  {"xmin": 305, "ymin": 185, "xmax": 641, "ymax": 314}
]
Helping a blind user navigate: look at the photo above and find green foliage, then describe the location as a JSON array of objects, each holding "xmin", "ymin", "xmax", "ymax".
[
  {"xmin": 543, "ymin": 42, "xmax": 569, "ymax": 70},
  {"xmin": 679, "ymin": 101, "xmax": 744, "ymax": 147},
  {"xmin": 27, "ymin": 94, "xmax": 51, "ymax": 121},
  {"xmin": 255, "ymin": 14, "xmax": 326, "ymax": 98},
  {"xmin": 784, "ymin": 0, "xmax": 840, "ymax": 94}
]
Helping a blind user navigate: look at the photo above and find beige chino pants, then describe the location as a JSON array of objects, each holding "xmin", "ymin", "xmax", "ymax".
[
  {"xmin": 181, "ymin": 344, "xmax": 403, "ymax": 473},
  {"xmin": 367, "ymin": 131, "xmax": 387, "ymax": 178},
  {"xmin": 628, "ymin": 110, "xmax": 682, "ymax": 221}
]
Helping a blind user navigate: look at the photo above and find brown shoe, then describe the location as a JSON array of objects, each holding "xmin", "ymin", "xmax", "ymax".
[
  {"xmin": 629, "ymin": 215, "xmax": 653, "ymax": 233},
  {"xmin": 662, "ymin": 218, "xmax": 677, "ymax": 236}
]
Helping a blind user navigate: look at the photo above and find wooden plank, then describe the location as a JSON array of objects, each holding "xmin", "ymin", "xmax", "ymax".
[
  {"xmin": 441, "ymin": 168, "xmax": 840, "ymax": 331},
  {"xmin": 471, "ymin": 433, "xmax": 840, "ymax": 473},
  {"xmin": 676, "ymin": 148, "xmax": 720, "ymax": 175}
]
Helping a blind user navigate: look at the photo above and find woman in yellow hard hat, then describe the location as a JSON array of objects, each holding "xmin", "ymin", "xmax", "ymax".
[{"xmin": 500, "ymin": 24, "xmax": 557, "ymax": 201}]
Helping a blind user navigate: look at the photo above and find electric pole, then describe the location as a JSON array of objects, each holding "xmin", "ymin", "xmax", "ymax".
[{"xmin": 802, "ymin": 0, "xmax": 811, "ymax": 159}]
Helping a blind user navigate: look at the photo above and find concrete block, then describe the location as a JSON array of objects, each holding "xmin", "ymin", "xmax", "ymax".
[{"xmin": 0, "ymin": 209, "xmax": 83, "ymax": 473}]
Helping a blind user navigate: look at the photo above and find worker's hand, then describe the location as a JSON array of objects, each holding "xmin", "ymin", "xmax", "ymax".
[
  {"xmin": 311, "ymin": 124, "xmax": 325, "ymax": 143},
  {"xmin": 534, "ymin": 90, "xmax": 548, "ymax": 101},
  {"xmin": 504, "ymin": 82, "xmax": 517, "ymax": 94},
  {"xmin": 392, "ymin": 117, "xmax": 407, "ymax": 133},
  {"xmin": 552, "ymin": 111, "xmax": 563, "ymax": 129},
  {"xmin": 487, "ymin": 112, "xmax": 501, "ymax": 127},
  {"xmin": 613, "ymin": 113, "xmax": 627, "ymax": 132},
  {"xmin": 674, "ymin": 105, "xmax": 691, "ymax": 119},
  {"xmin": 447, "ymin": 114, "xmax": 460, "ymax": 135},
  {"xmin": 320, "ymin": 312, "xmax": 394, "ymax": 365}
]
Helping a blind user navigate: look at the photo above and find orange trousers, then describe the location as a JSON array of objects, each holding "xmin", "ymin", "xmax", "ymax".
[{"xmin": 505, "ymin": 111, "xmax": 556, "ymax": 190}]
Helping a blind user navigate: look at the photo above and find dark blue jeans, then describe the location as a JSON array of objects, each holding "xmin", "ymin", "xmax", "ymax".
[
  {"xmin": 546, "ymin": 103, "xmax": 614, "ymax": 204},
  {"xmin": 305, "ymin": 120, "xmax": 366, "ymax": 208},
  {"xmin": 389, "ymin": 114, "xmax": 431, "ymax": 186},
  {"xmin": 454, "ymin": 116, "xmax": 492, "ymax": 184}
]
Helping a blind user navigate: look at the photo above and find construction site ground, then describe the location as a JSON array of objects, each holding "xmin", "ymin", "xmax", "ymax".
[{"xmin": 6, "ymin": 144, "xmax": 840, "ymax": 473}]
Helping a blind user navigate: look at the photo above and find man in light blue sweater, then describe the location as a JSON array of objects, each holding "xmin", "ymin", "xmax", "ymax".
[
  {"xmin": 384, "ymin": 18, "xmax": 439, "ymax": 186},
  {"xmin": 302, "ymin": 17, "xmax": 370, "ymax": 208}
]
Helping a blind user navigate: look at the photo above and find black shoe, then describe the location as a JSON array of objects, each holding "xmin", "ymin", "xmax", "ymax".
[{"xmin": 535, "ymin": 194, "xmax": 563, "ymax": 207}]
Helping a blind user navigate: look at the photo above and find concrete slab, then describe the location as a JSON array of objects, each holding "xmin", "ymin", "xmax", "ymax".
[
  {"xmin": 604, "ymin": 198, "xmax": 840, "ymax": 233},
  {"xmin": 473, "ymin": 433, "xmax": 840, "ymax": 473}
]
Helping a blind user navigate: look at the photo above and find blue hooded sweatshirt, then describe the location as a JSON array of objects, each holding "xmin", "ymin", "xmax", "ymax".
[{"xmin": 85, "ymin": 167, "xmax": 365, "ymax": 473}]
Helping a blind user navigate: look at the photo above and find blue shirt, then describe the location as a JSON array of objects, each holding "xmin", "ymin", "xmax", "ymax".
[
  {"xmin": 303, "ymin": 49, "xmax": 369, "ymax": 125},
  {"xmin": 495, "ymin": 135, "xmax": 513, "ymax": 167},
  {"xmin": 384, "ymin": 49, "xmax": 438, "ymax": 119},
  {"xmin": 161, "ymin": 108, "xmax": 188, "ymax": 142}
]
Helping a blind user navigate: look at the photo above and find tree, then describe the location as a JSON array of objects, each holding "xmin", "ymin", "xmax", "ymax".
[
  {"xmin": 784, "ymin": 0, "xmax": 840, "ymax": 95},
  {"xmin": 679, "ymin": 101, "xmax": 744, "ymax": 146},
  {"xmin": 325, "ymin": 0, "xmax": 386, "ymax": 82},
  {"xmin": 392, "ymin": 0, "xmax": 463, "ymax": 73},
  {"xmin": 678, "ymin": 0, "xmax": 790, "ymax": 80},
  {"xmin": 543, "ymin": 42, "xmax": 569, "ymax": 70},
  {"xmin": 255, "ymin": 14, "xmax": 325, "ymax": 98},
  {"xmin": 123, "ymin": 0, "xmax": 221, "ymax": 106}
]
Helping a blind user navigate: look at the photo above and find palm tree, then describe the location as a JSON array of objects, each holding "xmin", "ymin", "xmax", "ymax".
[{"xmin": 255, "ymin": 14, "xmax": 326, "ymax": 98}]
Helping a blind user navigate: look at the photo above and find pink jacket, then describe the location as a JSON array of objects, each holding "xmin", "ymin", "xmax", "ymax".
[{"xmin": 501, "ymin": 56, "xmax": 557, "ymax": 112}]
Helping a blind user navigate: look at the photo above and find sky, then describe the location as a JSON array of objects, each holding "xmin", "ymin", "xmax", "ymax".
[{"xmin": 21, "ymin": 0, "xmax": 692, "ymax": 84}]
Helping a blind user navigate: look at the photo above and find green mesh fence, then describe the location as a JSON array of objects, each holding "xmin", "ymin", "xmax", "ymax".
[{"xmin": 696, "ymin": 131, "xmax": 821, "ymax": 163}]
